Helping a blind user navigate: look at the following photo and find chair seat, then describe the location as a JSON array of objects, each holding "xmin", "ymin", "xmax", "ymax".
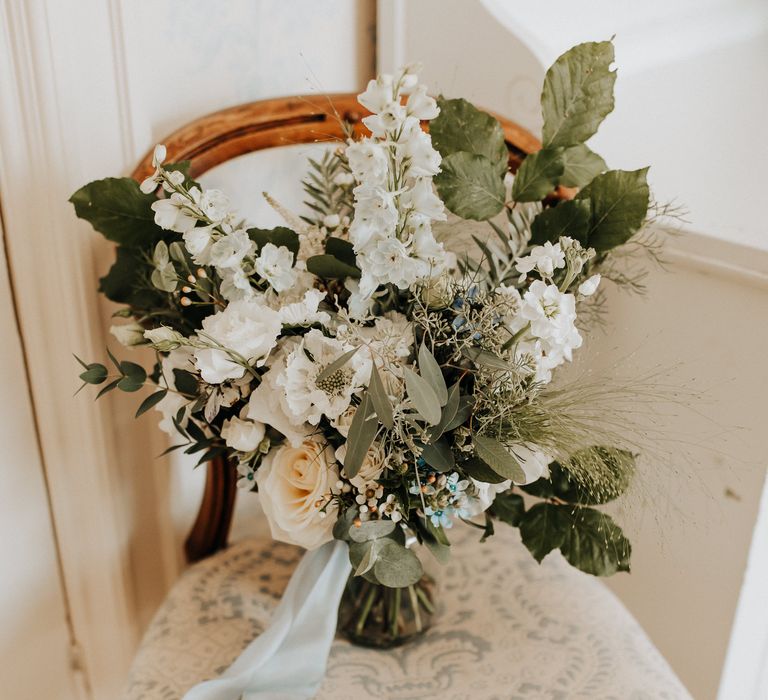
[{"xmin": 124, "ymin": 527, "xmax": 691, "ymax": 700}]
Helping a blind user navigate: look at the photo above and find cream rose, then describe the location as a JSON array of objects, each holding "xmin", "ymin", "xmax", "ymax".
[
  {"xmin": 220, "ymin": 417, "xmax": 265, "ymax": 453},
  {"xmin": 335, "ymin": 441, "xmax": 386, "ymax": 491},
  {"xmin": 256, "ymin": 438, "xmax": 339, "ymax": 549}
]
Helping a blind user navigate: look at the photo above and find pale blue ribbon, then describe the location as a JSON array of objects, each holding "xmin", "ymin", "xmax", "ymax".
[{"xmin": 183, "ymin": 539, "xmax": 352, "ymax": 700}]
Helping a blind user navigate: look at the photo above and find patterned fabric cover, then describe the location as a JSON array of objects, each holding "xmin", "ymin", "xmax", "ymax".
[{"xmin": 124, "ymin": 527, "xmax": 692, "ymax": 700}]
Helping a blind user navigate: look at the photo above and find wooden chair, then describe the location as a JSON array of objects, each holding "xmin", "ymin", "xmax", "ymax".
[{"xmin": 130, "ymin": 93, "xmax": 544, "ymax": 564}]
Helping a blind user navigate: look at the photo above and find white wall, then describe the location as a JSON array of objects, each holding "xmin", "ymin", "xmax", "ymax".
[{"xmin": 378, "ymin": 1, "xmax": 768, "ymax": 697}]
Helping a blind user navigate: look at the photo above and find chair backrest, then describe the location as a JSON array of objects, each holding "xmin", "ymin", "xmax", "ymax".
[{"xmin": 131, "ymin": 92, "xmax": 547, "ymax": 563}]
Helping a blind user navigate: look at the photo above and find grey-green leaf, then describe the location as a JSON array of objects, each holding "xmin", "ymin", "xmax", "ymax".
[
  {"xmin": 368, "ymin": 364, "xmax": 394, "ymax": 429},
  {"xmin": 530, "ymin": 198, "xmax": 591, "ymax": 245},
  {"xmin": 344, "ymin": 393, "xmax": 379, "ymax": 478},
  {"xmin": 348, "ymin": 519, "xmax": 396, "ymax": 543},
  {"xmin": 473, "ymin": 435, "xmax": 526, "ymax": 482},
  {"xmin": 541, "ymin": 40, "xmax": 616, "ymax": 148},
  {"xmin": 461, "ymin": 456, "xmax": 508, "ymax": 484},
  {"xmin": 461, "ymin": 347, "xmax": 515, "ymax": 372},
  {"xmin": 511, "ymin": 147, "xmax": 565, "ymax": 202},
  {"xmin": 434, "ymin": 152, "xmax": 505, "ymax": 221},
  {"xmin": 418, "ymin": 343, "xmax": 448, "ymax": 405},
  {"xmin": 135, "ymin": 389, "xmax": 168, "ymax": 418},
  {"xmin": 576, "ymin": 168, "xmax": 650, "ymax": 251},
  {"xmin": 403, "ymin": 368, "xmax": 442, "ymax": 425},
  {"xmin": 372, "ymin": 540, "xmax": 424, "ymax": 588},
  {"xmin": 489, "ymin": 491, "xmax": 525, "ymax": 527},
  {"xmin": 419, "ymin": 439, "xmax": 455, "ymax": 472},
  {"xmin": 559, "ymin": 144, "xmax": 607, "ymax": 188},
  {"xmin": 315, "ymin": 347, "xmax": 359, "ymax": 384},
  {"xmin": 430, "ymin": 97, "xmax": 508, "ymax": 173}
]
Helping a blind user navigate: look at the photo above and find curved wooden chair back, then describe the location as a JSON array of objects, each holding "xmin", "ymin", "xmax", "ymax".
[{"xmin": 131, "ymin": 93, "xmax": 545, "ymax": 563}]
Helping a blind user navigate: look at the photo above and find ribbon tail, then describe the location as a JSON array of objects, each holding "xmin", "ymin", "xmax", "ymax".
[{"xmin": 183, "ymin": 539, "xmax": 352, "ymax": 700}]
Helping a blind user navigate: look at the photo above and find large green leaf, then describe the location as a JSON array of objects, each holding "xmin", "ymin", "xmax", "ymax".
[
  {"xmin": 541, "ymin": 41, "xmax": 616, "ymax": 148},
  {"xmin": 530, "ymin": 198, "xmax": 591, "ymax": 245},
  {"xmin": 247, "ymin": 226, "xmax": 300, "ymax": 257},
  {"xmin": 519, "ymin": 503, "xmax": 571, "ymax": 562},
  {"xmin": 325, "ymin": 236, "xmax": 357, "ymax": 267},
  {"xmin": 70, "ymin": 177, "xmax": 161, "ymax": 247},
  {"xmin": 419, "ymin": 438, "xmax": 455, "ymax": 472},
  {"xmin": 372, "ymin": 540, "xmax": 424, "ymax": 588},
  {"xmin": 473, "ymin": 435, "xmax": 526, "ymax": 482},
  {"xmin": 306, "ymin": 254, "xmax": 361, "ymax": 279},
  {"xmin": 511, "ymin": 147, "xmax": 565, "ymax": 203},
  {"xmin": 430, "ymin": 97, "xmax": 508, "ymax": 172},
  {"xmin": 434, "ymin": 152, "xmax": 505, "ymax": 221},
  {"xmin": 489, "ymin": 491, "xmax": 525, "ymax": 527},
  {"xmin": 559, "ymin": 144, "xmax": 607, "ymax": 187},
  {"xmin": 462, "ymin": 456, "xmax": 508, "ymax": 484},
  {"xmin": 367, "ymin": 364, "xmax": 394, "ymax": 430},
  {"xmin": 560, "ymin": 507, "xmax": 631, "ymax": 575},
  {"xmin": 576, "ymin": 168, "xmax": 650, "ymax": 251},
  {"xmin": 403, "ymin": 368, "xmax": 442, "ymax": 425},
  {"xmin": 99, "ymin": 247, "xmax": 147, "ymax": 304}
]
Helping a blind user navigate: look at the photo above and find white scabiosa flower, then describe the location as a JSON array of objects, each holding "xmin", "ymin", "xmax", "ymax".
[
  {"xmin": 193, "ymin": 299, "xmax": 282, "ymax": 383},
  {"xmin": 254, "ymin": 243, "xmax": 297, "ymax": 293}
]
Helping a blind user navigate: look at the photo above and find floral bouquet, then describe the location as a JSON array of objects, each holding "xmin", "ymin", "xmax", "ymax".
[{"xmin": 74, "ymin": 40, "xmax": 666, "ymax": 685}]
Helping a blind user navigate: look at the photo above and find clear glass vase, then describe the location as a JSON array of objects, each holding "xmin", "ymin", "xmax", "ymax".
[{"xmin": 337, "ymin": 570, "xmax": 438, "ymax": 648}]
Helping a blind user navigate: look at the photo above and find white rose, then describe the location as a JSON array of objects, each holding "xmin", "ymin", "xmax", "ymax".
[
  {"xmin": 220, "ymin": 417, "xmax": 265, "ymax": 453},
  {"xmin": 256, "ymin": 438, "xmax": 339, "ymax": 550},
  {"xmin": 110, "ymin": 322, "xmax": 146, "ymax": 347},
  {"xmin": 193, "ymin": 299, "xmax": 282, "ymax": 384}
]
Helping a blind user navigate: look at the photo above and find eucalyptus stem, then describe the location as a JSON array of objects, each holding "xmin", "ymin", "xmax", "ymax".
[
  {"xmin": 390, "ymin": 586, "xmax": 402, "ymax": 637},
  {"xmin": 407, "ymin": 584, "xmax": 422, "ymax": 632},
  {"xmin": 355, "ymin": 584, "xmax": 378, "ymax": 636}
]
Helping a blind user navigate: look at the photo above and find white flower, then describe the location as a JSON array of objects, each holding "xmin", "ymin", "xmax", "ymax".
[
  {"xmin": 151, "ymin": 193, "xmax": 197, "ymax": 233},
  {"xmin": 346, "ymin": 140, "xmax": 389, "ymax": 184},
  {"xmin": 406, "ymin": 85, "xmax": 440, "ymax": 120},
  {"xmin": 401, "ymin": 178, "xmax": 445, "ymax": 220},
  {"xmin": 182, "ymin": 225, "xmax": 215, "ymax": 264},
  {"xmin": 366, "ymin": 238, "xmax": 421, "ymax": 290},
  {"xmin": 352, "ymin": 184, "xmax": 400, "ymax": 234},
  {"xmin": 256, "ymin": 437, "xmax": 339, "ymax": 550},
  {"xmin": 236, "ymin": 462, "xmax": 257, "ymax": 490},
  {"xmin": 399, "ymin": 128, "xmax": 441, "ymax": 177},
  {"xmin": 143, "ymin": 326, "xmax": 183, "ymax": 351},
  {"xmin": 278, "ymin": 288, "xmax": 330, "ymax": 326},
  {"xmin": 330, "ymin": 405, "xmax": 357, "ymax": 438},
  {"xmin": 578, "ymin": 273, "xmax": 601, "ymax": 297},
  {"xmin": 462, "ymin": 478, "xmax": 512, "ymax": 517},
  {"xmin": 277, "ymin": 329, "xmax": 367, "ymax": 425},
  {"xmin": 333, "ymin": 171, "xmax": 355, "ymax": 186},
  {"xmin": 220, "ymin": 417, "xmax": 265, "ymax": 453},
  {"xmin": 335, "ymin": 441, "xmax": 386, "ymax": 491},
  {"xmin": 154, "ymin": 347, "xmax": 196, "ymax": 435},
  {"xmin": 363, "ymin": 102, "xmax": 416, "ymax": 139},
  {"xmin": 358, "ymin": 75, "xmax": 394, "ymax": 113},
  {"xmin": 140, "ymin": 144, "xmax": 167, "ymax": 194},
  {"xmin": 219, "ymin": 267, "xmax": 255, "ymax": 301},
  {"xmin": 110, "ymin": 322, "xmax": 146, "ymax": 347},
  {"xmin": 323, "ymin": 214, "xmax": 340, "ymax": 229},
  {"xmin": 194, "ymin": 299, "xmax": 282, "ymax": 383},
  {"xmin": 254, "ymin": 243, "xmax": 296, "ymax": 292},
  {"xmin": 515, "ymin": 241, "xmax": 566, "ymax": 279},
  {"xmin": 344, "ymin": 278, "xmax": 374, "ymax": 320},
  {"xmin": 197, "ymin": 189, "xmax": 231, "ymax": 224},
  {"xmin": 508, "ymin": 444, "xmax": 550, "ymax": 484},
  {"xmin": 209, "ymin": 228, "xmax": 254, "ymax": 269}
]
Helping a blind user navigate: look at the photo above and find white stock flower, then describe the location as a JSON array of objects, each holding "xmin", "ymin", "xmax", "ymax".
[
  {"xmin": 110, "ymin": 322, "xmax": 146, "ymax": 347},
  {"xmin": 254, "ymin": 243, "xmax": 297, "ymax": 292},
  {"xmin": 256, "ymin": 437, "xmax": 339, "ymax": 550},
  {"xmin": 220, "ymin": 417, "xmax": 265, "ymax": 453},
  {"xmin": 578, "ymin": 273, "xmax": 601, "ymax": 296},
  {"xmin": 151, "ymin": 193, "xmax": 197, "ymax": 233},
  {"xmin": 277, "ymin": 329, "xmax": 367, "ymax": 425},
  {"xmin": 346, "ymin": 140, "xmax": 389, "ymax": 184},
  {"xmin": 209, "ymin": 228, "xmax": 254, "ymax": 269},
  {"xmin": 515, "ymin": 241, "xmax": 566, "ymax": 279},
  {"xmin": 194, "ymin": 299, "xmax": 282, "ymax": 383},
  {"xmin": 143, "ymin": 326, "xmax": 183, "ymax": 349}
]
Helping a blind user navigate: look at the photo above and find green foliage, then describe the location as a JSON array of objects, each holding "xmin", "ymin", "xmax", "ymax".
[
  {"xmin": 403, "ymin": 367, "xmax": 442, "ymax": 425},
  {"xmin": 349, "ymin": 538, "xmax": 424, "ymax": 588},
  {"xmin": 433, "ymin": 152, "xmax": 505, "ymax": 221},
  {"xmin": 150, "ymin": 241, "xmax": 178, "ymax": 292},
  {"xmin": 172, "ymin": 368, "xmax": 199, "ymax": 396},
  {"xmin": 247, "ymin": 226, "xmax": 300, "ymax": 257},
  {"xmin": 164, "ymin": 161, "xmax": 200, "ymax": 190},
  {"xmin": 325, "ymin": 237, "xmax": 357, "ymax": 267},
  {"xmin": 489, "ymin": 491, "xmax": 525, "ymax": 526},
  {"xmin": 306, "ymin": 254, "xmax": 361, "ymax": 279},
  {"xmin": 575, "ymin": 168, "xmax": 650, "ymax": 251},
  {"xmin": 430, "ymin": 97, "xmax": 508, "ymax": 173},
  {"xmin": 541, "ymin": 40, "xmax": 616, "ymax": 148},
  {"xmin": 462, "ymin": 456, "xmax": 508, "ymax": 484},
  {"xmin": 473, "ymin": 435, "xmax": 526, "ymax": 482},
  {"xmin": 135, "ymin": 389, "xmax": 168, "ymax": 418},
  {"xmin": 519, "ymin": 502, "xmax": 630, "ymax": 575},
  {"xmin": 348, "ymin": 519, "xmax": 396, "ymax": 543},
  {"xmin": 69, "ymin": 177, "xmax": 161, "ymax": 247},
  {"xmin": 419, "ymin": 438, "xmax": 455, "ymax": 472},
  {"xmin": 300, "ymin": 149, "xmax": 354, "ymax": 226},
  {"xmin": 368, "ymin": 364, "xmax": 394, "ymax": 429},
  {"xmin": 530, "ymin": 199, "xmax": 591, "ymax": 245},
  {"xmin": 344, "ymin": 393, "xmax": 379, "ymax": 478},
  {"xmin": 559, "ymin": 144, "xmax": 607, "ymax": 187},
  {"xmin": 511, "ymin": 147, "xmax": 565, "ymax": 202},
  {"xmin": 417, "ymin": 343, "xmax": 448, "ymax": 405}
]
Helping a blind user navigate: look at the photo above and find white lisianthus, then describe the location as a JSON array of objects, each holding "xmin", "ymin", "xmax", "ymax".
[
  {"xmin": 254, "ymin": 243, "xmax": 296, "ymax": 292},
  {"xmin": 151, "ymin": 193, "xmax": 197, "ymax": 233},
  {"xmin": 143, "ymin": 326, "xmax": 183, "ymax": 351},
  {"xmin": 194, "ymin": 299, "xmax": 282, "ymax": 383},
  {"xmin": 277, "ymin": 329, "xmax": 367, "ymax": 425},
  {"xmin": 110, "ymin": 322, "xmax": 146, "ymax": 347},
  {"xmin": 515, "ymin": 241, "xmax": 566, "ymax": 279},
  {"xmin": 197, "ymin": 188, "xmax": 231, "ymax": 224},
  {"xmin": 220, "ymin": 417, "xmax": 265, "ymax": 453},
  {"xmin": 139, "ymin": 144, "xmax": 167, "ymax": 194},
  {"xmin": 208, "ymin": 228, "xmax": 254, "ymax": 269},
  {"xmin": 578, "ymin": 273, "xmax": 601, "ymax": 297},
  {"xmin": 256, "ymin": 438, "xmax": 339, "ymax": 550}
]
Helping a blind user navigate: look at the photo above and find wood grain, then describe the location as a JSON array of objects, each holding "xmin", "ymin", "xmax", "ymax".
[{"xmin": 129, "ymin": 92, "xmax": 546, "ymax": 563}]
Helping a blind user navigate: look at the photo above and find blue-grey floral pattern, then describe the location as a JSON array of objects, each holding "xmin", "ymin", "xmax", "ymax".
[{"xmin": 124, "ymin": 527, "xmax": 691, "ymax": 700}]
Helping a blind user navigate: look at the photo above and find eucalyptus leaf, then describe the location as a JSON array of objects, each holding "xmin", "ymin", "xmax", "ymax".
[
  {"xmin": 430, "ymin": 97, "xmax": 508, "ymax": 172},
  {"xmin": 419, "ymin": 439, "xmax": 455, "ymax": 473},
  {"xmin": 348, "ymin": 519, "xmax": 396, "ymax": 543},
  {"xmin": 247, "ymin": 226, "xmax": 300, "ymax": 257},
  {"xmin": 368, "ymin": 364, "xmax": 394, "ymax": 429},
  {"xmin": 69, "ymin": 177, "xmax": 161, "ymax": 247},
  {"xmin": 79, "ymin": 364, "xmax": 108, "ymax": 385},
  {"xmin": 135, "ymin": 389, "xmax": 168, "ymax": 418},
  {"xmin": 541, "ymin": 40, "xmax": 616, "ymax": 148},
  {"xmin": 429, "ymin": 381, "xmax": 461, "ymax": 440},
  {"xmin": 461, "ymin": 456, "xmax": 508, "ymax": 484},
  {"xmin": 576, "ymin": 168, "xmax": 650, "ymax": 252},
  {"xmin": 315, "ymin": 347, "xmax": 359, "ymax": 383},
  {"xmin": 354, "ymin": 540, "xmax": 378, "ymax": 576},
  {"xmin": 511, "ymin": 147, "xmax": 565, "ymax": 202},
  {"xmin": 434, "ymin": 152, "xmax": 505, "ymax": 221},
  {"xmin": 172, "ymin": 369, "xmax": 199, "ymax": 396},
  {"xmin": 559, "ymin": 144, "xmax": 607, "ymax": 188},
  {"xmin": 443, "ymin": 395, "xmax": 474, "ymax": 432},
  {"xmin": 117, "ymin": 376, "xmax": 144, "ymax": 392},
  {"xmin": 474, "ymin": 435, "xmax": 526, "ymax": 483},
  {"xmin": 372, "ymin": 540, "xmax": 424, "ymax": 588},
  {"xmin": 325, "ymin": 237, "xmax": 357, "ymax": 267},
  {"xmin": 461, "ymin": 346, "xmax": 515, "ymax": 372},
  {"xmin": 344, "ymin": 393, "xmax": 379, "ymax": 478},
  {"xmin": 333, "ymin": 507, "xmax": 359, "ymax": 542},
  {"xmin": 403, "ymin": 368, "xmax": 442, "ymax": 425},
  {"xmin": 418, "ymin": 343, "xmax": 448, "ymax": 405}
]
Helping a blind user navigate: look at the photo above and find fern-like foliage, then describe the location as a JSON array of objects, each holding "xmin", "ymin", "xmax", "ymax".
[{"xmin": 301, "ymin": 149, "xmax": 354, "ymax": 227}]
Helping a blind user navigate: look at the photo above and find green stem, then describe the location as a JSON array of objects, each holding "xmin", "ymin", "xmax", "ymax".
[
  {"xmin": 415, "ymin": 584, "xmax": 435, "ymax": 615},
  {"xmin": 355, "ymin": 584, "xmax": 378, "ymax": 636},
  {"xmin": 390, "ymin": 586, "xmax": 402, "ymax": 638},
  {"xmin": 408, "ymin": 584, "xmax": 422, "ymax": 632}
]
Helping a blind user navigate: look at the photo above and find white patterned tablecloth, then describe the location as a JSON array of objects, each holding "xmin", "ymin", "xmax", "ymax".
[{"xmin": 125, "ymin": 526, "xmax": 691, "ymax": 700}]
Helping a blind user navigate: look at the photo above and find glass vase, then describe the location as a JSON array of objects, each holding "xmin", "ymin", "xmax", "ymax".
[{"xmin": 337, "ymin": 570, "xmax": 438, "ymax": 648}]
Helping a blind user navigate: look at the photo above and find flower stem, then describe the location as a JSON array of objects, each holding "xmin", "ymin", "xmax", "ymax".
[{"xmin": 355, "ymin": 584, "xmax": 378, "ymax": 636}]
